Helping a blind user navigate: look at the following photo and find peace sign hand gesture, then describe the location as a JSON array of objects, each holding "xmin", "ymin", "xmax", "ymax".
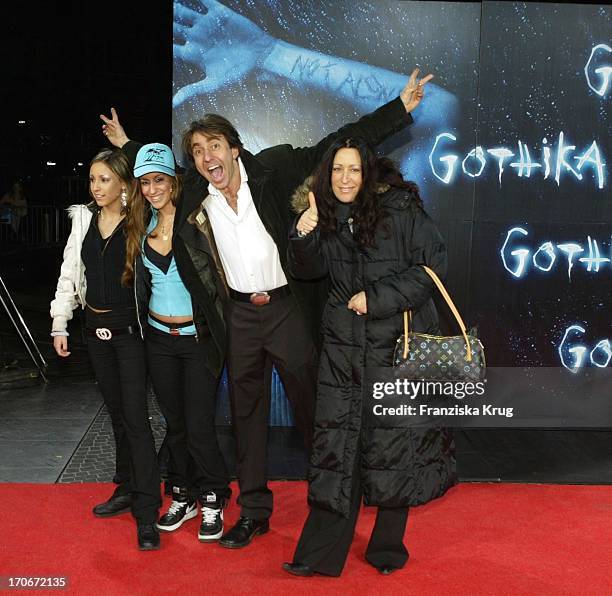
[
  {"xmin": 400, "ymin": 68, "xmax": 434, "ymax": 113},
  {"xmin": 99, "ymin": 107, "xmax": 130, "ymax": 148}
]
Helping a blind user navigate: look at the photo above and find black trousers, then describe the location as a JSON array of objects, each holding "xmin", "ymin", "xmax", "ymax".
[
  {"xmin": 226, "ymin": 295, "xmax": 318, "ymax": 520},
  {"xmin": 145, "ymin": 326, "xmax": 231, "ymax": 501},
  {"xmin": 86, "ymin": 311, "xmax": 161, "ymax": 524},
  {"xmin": 292, "ymin": 458, "xmax": 409, "ymax": 576}
]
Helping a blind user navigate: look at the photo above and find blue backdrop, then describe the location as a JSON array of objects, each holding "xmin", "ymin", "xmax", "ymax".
[{"xmin": 173, "ymin": 1, "xmax": 612, "ymax": 425}]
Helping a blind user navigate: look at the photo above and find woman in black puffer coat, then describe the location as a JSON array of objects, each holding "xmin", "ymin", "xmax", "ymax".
[{"xmin": 283, "ymin": 137, "xmax": 456, "ymax": 578}]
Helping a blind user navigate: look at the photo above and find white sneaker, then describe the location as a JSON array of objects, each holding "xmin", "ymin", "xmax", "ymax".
[
  {"xmin": 198, "ymin": 491, "xmax": 224, "ymax": 541},
  {"xmin": 157, "ymin": 492, "xmax": 198, "ymax": 532}
]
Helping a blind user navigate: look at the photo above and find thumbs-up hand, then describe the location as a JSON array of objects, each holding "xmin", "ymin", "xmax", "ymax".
[{"xmin": 296, "ymin": 191, "xmax": 319, "ymax": 237}]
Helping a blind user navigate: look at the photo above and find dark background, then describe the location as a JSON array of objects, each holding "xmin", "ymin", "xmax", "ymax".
[
  {"xmin": 471, "ymin": 1, "xmax": 612, "ymax": 370},
  {"xmin": 171, "ymin": 1, "xmax": 611, "ymax": 384},
  {"xmin": 0, "ymin": 0, "xmax": 173, "ymax": 206}
]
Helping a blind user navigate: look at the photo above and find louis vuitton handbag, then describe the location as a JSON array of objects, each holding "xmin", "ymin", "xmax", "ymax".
[{"xmin": 392, "ymin": 266, "xmax": 486, "ymax": 381}]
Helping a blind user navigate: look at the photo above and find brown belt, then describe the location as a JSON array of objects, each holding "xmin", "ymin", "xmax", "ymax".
[{"xmin": 228, "ymin": 285, "xmax": 291, "ymax": 306}]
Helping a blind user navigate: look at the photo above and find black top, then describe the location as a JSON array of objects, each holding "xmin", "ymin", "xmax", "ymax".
[
  {"xmin": 144, "ymin": 240, "xmax": 172, "ymax": 274},
  {"xmin": 81, "ymin": 214, "xmax": 134, "ymax": 309},
  {"xmin": 334, "ymin": 201, "xmax": 353, "ymax": 233}
]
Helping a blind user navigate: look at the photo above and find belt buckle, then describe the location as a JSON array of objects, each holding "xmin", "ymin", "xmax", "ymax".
[
  {"xmin": 95, "ymin": 327, "xmax": 112, "ymax": 341},
  {"xmin": 249, "ymin": 291, "xmax": 270, "ymax": 306},
  {"xmin": 169, "ymin": 328, "xmax": 180, "ymax": 336}
]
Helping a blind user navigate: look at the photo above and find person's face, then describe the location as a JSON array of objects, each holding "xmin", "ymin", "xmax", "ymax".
[
  {"xmin": 191, "ymin": 132, "xmax": 240, "ymax": 193},
  {"xmin": 331, "ymin": 148, "xmax": 363, "ymax": 203},
  {"xmin": 89, "ymin": 162, "xmax": 124, "ymax": 208},
  {"xmin": 139, "ymin": 172, "xmax": 174, "ymax": 211}
]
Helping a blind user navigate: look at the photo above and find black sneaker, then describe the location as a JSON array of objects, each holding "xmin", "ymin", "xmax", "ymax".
[
  {"xmin": 157, "ymin": 486, "xmax": 197, "ymax": 532},
  {"xmin": 198, "ymin": 491, "xmax": 224, "ymax": 542}
]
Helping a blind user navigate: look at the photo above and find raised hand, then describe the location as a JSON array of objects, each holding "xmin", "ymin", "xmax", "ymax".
[
  {"xmin": 296, "ymin": 191, "xmax": 319, "ymax": 236},
  {"xmin": 173, "ymin": 0, "xmax": 275, "ymax": 108},
  {"xmin": 100, "ymin": 108, "xmax": 130, "ymax": 148},
  {"xmin": 400, "ymin": 68, "xmax": 434, "ymax": 113}
]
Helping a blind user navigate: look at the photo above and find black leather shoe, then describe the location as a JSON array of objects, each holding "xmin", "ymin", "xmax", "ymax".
[
  {"xmin": 282, "ymin": 562, "xmax": 315, "ymax": 577},
  {"xmin": 377, "ymin": 565, "xmax": 398, "ymax": 575},
  {"xmin": 218, "ymin": 516, "xmax": 269, "ymax": 548},
  {"xmin": 137, "ymin": 524, "xmax": 160, "ymax": 551},
  {"xmin": 92, "ymin": 494, "xmax": 133, "ymax": 517}
]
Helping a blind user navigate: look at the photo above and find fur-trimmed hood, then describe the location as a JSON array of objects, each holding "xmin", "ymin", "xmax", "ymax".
[
  {"xmin": 66, "ymin": 202, "xmax": 97, "ymax": 219},
  {"xmin": 291, "ymin": 176, "xmax": 391, "ymax": 213}
]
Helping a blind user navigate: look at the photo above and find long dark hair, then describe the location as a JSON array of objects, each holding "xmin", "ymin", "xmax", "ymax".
[
  {"xmin": 122, "ymin": 173, "xmax": 182, "ymax": 287},
  {"xmin": 312, "ymin": 137, "xmax": 422, "ymax": 248}
]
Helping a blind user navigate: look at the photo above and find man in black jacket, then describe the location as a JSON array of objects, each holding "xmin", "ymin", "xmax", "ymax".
[{"xmin": 101, "ymin": 68, "xmax": 432, "ymax": 549}]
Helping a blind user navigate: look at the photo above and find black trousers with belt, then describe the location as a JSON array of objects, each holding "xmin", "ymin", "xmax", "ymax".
[
  {"xmin": 86, "ymin": 309, "xmax": 161, "ymax": 524},
  {"xmin": 292, "ymin": 457, "xmax": 410, "ymax": 576},
  {"xmin": 145, "ymin": 326, "xmax": 231, "ymax": 502},
  {"xmin": 226, "ymin": 293, "xmax": 318, "ymax": 520}
]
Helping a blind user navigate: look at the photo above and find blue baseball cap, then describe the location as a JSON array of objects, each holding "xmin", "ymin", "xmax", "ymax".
[{"xmin": 134, "ymin": 143, "xmax": 176, "ymax": 178}]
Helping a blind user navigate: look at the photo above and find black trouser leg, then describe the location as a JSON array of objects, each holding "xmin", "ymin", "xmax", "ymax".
[
  {"xmin": 145, "ymin": 331, "xmax": 187, "ymax": 489},
  {"xmin": 112, "ymin": 334, "xmax": 161, "ymax": 523},
  {"xmin": 181, "ymin": 337, "xmax": 231, "ymax": 499},
  {"xmin": 264, "ymin": 297, "xmax": 318, "ymax": 450},
  {"xmin": 226, "ymin": 300, "xmax": 272, "ymax": 519},
  {"xmin": 293, "ymin": 457, "xmax": 409, "ymax": 575},
  {"xmin": 227, "ymin": 296, "xmax": 318, "ymax": 519},
  {"xmin": 87, "ymin": 333, "xmax": 161, "ymax": 523},
  {"xmin": 365, "ymin": 507, "xmax": 410, "ymax": 570},
  {"xmin": 146, "ymin": 329, "xmax": 230, "ymax": 501},
  {"xmin": 292, "ymin": 456, "xmax": 362, "ymax": 576},
  {"xmin": 87, "ymin": 337, "xmax": 131, "ymax": 492}
]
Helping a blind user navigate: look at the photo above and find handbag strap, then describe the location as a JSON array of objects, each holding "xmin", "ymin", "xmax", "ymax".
[
  {"xmin": 402, "ymin": 266, "xmax": 472, "ymax": 362},
  {"xmin": 402, "ymin": 310, "xmax": 411, "ymax": 360}
]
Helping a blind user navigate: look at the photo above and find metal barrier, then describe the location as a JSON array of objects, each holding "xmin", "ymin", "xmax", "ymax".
[{"xmin": 0, "ymin": 205, "xmax": 70, "ymax": 245}]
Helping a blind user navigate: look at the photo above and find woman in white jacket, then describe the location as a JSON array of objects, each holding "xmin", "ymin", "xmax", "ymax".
[{"xmin": 50, "ymin": 149, "xmax": 161, "ymax": 550}]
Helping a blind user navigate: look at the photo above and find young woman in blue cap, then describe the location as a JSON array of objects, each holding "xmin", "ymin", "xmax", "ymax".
[
  {"xmin": 123, "ymin": 141, "xmax": 231, "ymax": 543},
  {"xmin": 50, "ymin": 148, "xmax": 161, "ymax": 550}
]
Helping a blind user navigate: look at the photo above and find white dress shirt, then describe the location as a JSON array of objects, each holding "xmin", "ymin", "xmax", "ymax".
[{"xmin": 204, "ymin": 158, "xmax": 288, "ymax": 293}]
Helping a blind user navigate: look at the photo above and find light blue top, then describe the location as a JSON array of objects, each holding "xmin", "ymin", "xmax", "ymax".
[{"xmin": 142, "ymin": 211, "xmax": 194, "ymax": 321}]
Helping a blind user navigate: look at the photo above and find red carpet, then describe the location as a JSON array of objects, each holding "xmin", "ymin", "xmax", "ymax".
[{"xmin": 0, "ymin": 482, "xmax": 611, "ymax": 595}]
